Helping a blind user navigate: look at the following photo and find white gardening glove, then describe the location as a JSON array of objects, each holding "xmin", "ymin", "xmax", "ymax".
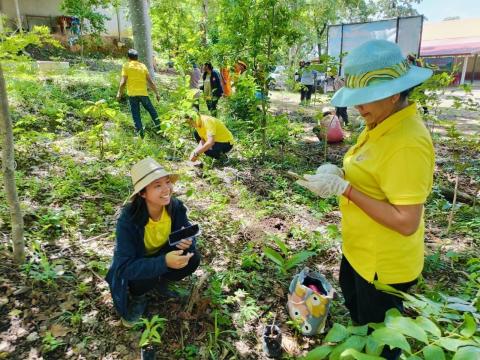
[
  {"xmin": 297, "ymin": 173, "xmax": 349, "ymax": 198},
  {"xmin": 315, "ymin": 163, "xmax": 344, "ymax": 178}
]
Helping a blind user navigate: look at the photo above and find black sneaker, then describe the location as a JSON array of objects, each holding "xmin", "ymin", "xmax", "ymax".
[
  {"xmin": 121, "ymin": 294, "xmax": 147, "ymax": 328},
  {"xmin": 135, "ymin": 128, "xmax": 145, "ymax": 139},
  {"xmin": 214, "ymin": 153, "xmax": 230, "ymax": 166}
]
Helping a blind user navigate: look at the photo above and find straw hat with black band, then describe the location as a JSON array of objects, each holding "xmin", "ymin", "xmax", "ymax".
[{"xmin": 128, "ymin": 157, "xmax": 179, "ymax": 201}]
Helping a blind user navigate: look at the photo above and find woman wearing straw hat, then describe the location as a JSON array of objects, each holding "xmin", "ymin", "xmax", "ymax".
[
  {"xmin": 297, "ymin": 40, "xmax": 434, "ymax": 359},
  {"xmin": 106, "ymin": 157, "xmax": 200, "ymax": 327}
]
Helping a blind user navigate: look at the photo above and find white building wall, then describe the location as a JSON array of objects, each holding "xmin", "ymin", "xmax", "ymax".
[{"xmin": 0, "ymin": 0, "xmax": 130, "ymax": 37}]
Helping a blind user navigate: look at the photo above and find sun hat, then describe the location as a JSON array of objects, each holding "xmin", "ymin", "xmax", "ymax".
[
  {"xmin": 129, "ymin": 157, "xmax": 179, "ymax": 199},
  {"xmin": 237, "ymin": 60, "xmax": 247, "ymax": 69},
  {"xmin": 331, "ymin": 40, "xmax": 432, "ymax": 107}
]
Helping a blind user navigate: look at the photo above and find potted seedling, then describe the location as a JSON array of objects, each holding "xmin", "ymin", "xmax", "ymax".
[
  {"xmin": 262, "ymin": 316, "xmax": 282, "ymax": 358},
  {"xmin": 138, "ymin": 315, "xmax": 167, "ymax": 360}
]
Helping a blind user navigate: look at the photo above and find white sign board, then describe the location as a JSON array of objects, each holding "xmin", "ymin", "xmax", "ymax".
[{"xmin": 327, "ymin": 16, "xmax": 423, "ymax": 73}]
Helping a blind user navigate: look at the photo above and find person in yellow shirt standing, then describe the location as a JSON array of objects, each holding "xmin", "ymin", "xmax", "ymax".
[
  {"xmin": 297, "ymin": 40, "xmax": 434, "ymax": 360},
  {"xmin": 116, "ymin": 49, "xmax": 161, "ymax": 138},
  {"xmin": 185, "ymin": 112, "xmax": 234, "ymax": 163}
]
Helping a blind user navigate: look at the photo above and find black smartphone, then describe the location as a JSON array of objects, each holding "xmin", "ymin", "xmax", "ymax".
[{"xmin": 168, "ymin": 224, "xmax": 200, "ymax": 246}]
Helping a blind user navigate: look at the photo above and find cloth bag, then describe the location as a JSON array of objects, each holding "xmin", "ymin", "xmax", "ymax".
[
  {"xmin": 313, "ymin": 114, "xmax": 344, "ymax": 143},
  {"xmin": 287, "ymin": 267, "xmax": 334, "ymax": 335}
]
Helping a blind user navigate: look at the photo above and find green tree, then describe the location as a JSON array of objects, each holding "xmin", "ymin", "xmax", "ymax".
[
  {"xmin": 60, "ymin": 0, "xmax": 111, "ymax": 35},
  {"xmin": 294, "ymin": 0, "xmax": 371, "ymax": 61},
  {"xmin": 0, "ymin": 27, "xmax": 58, "ymax": 264},
  {"xmin": 60, "ymin": 0, "xmax": 111, "ymax": 58},
  {"xmin": 372, "ymin": 0, "xmax": 421, "ymax": 18},
  {"xmin": 150, "ymin": 0, "xmax": 203, "ymax": 66},
  {"xmin": 211, "ymin": 0, "xmax": 302, "ymax": 143}
]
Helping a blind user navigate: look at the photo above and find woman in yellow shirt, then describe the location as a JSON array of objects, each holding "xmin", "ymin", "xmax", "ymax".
[
  {"xmin": 297, "ymin": 40, "xmax": 434, "ymax": 360},
  {"xmin": 106, "ymin": 157, "xmax": 200, "ymax": 327}
]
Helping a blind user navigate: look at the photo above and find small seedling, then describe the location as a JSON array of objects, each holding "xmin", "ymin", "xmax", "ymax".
[
  {"xmin": 138, "ymin": 315, "xmax": 167, "ymax": 360},
  {"xmin": 263, "ymin": 235, "xmax": 315, "ymax": 275}
]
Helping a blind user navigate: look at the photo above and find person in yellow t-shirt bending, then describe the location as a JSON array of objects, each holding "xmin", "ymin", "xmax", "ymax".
[
  {"xmin": 185, "ymin": 112, "xmax": 234, "ymax": 163},
  {"xmin": 297, "ymin": 40, "xmax": 434, "ymax": 360},
  {"xmin": 116, "ymin": 49, "xmax": 161, "ymax": 138}
]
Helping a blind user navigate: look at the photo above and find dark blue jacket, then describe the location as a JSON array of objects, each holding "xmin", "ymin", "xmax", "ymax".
[
  {"xmin": 202, "ymin": 69, "xmax": 224, "ymax": 98},
  {"xmin": 105, "ymin": 197, "xmax": 194, "ymax": 317}
]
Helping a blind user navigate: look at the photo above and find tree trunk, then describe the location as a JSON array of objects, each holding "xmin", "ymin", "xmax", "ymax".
[
  {"xmin": 260, "ymin": 3, "xmax": 276, "ymax": 147},
  {"xmin": 439, "ymin": 185, "xmax": 477, "ymax": 206},
  {"xmin": 0, "ymin": 64, "xmax": 25, "ymax": 263},
  {"xmin": 115, "ymin": 5, "xmax": 122, "ymax": 42},
  {"xmin": 316, "ymin": 22, "xmax": 327, "ymax": 58},
  {"xmin": 128, "ymin": 0, "xmax": 154, "ymax": 77},
  {"xmin": 0, "ymin": 10, "xmax": 4, "ymax": 35},
  {"xmin": 201, "ymin": 0, "xmax": 209, "ymax": 46}
]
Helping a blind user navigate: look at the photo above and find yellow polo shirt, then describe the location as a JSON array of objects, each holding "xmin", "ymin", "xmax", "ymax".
[
  {"xmin": 340, "ymin": 103, "xmax": 434, "ymax": 284},
  {"xmin": 144, "ymin": 210, "xmax": 172, "ymax": 256},
  {"xmin": 196, "ymin": 115, "xmax": 234, "ymax": 144},
  {"xmin": 121, "ymin": 60, "xmax": 149, "ymax": 96}
]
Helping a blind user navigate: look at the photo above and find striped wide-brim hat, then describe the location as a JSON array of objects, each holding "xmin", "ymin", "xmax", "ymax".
[{"xmin": 331, "ymin": 40, "xmax": 432, "ymax": 107}]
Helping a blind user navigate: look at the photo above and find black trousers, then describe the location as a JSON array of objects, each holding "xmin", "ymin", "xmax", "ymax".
[
  {"xmin": 339, "ymin": 256, "xmax": 416, "ymax": 359},
  {"xmin": 194, "ymin": 131, "xmax": 233, "ymax": 159},
  {"xmin": 129, "ymin": 244, "xmax": 200, "ymax": 296},
  {"xmin": 336, "ymin": 107, "xmax": 349, "ymax": 125},
  {"xmin": 206, "ymin": 98, "xmax": 219, "ymax": 116},
  {"xmin": 300, "ymin": 84, "xmax": 314, "ymax": 102}
]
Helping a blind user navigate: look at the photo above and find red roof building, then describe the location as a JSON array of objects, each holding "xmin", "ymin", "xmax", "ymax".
[{"xmin": 420, "ymin": 18, "xmax": 480, "ymax": 84}]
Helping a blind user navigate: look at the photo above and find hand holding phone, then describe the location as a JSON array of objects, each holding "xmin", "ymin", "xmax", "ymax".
[
  {"xmin": 175, "ymin": 238, "xmax": 193, "ymax": 250},
  {"xmin": 168, "ymin": 224, "xmax": 200, "ymax": 246},
  {"xmin": 165, "ymin": 250, "xmax": 194, "ymax": 269}
]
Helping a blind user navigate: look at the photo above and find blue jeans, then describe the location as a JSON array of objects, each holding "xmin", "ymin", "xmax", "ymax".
[{"xmin": 128, "ymin": 96, "xmax": 160, "ymax": 132}]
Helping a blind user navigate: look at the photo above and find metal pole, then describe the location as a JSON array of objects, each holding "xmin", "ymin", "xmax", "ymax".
[
  {"xmin": 460, "ymin": 56, "xmax": 468, "ymax": 85},
  {"xmin": 14, "ymin": 0, "xmax": 22, "ymax": 32},
  {"xmin": 418, "ymin": 15, "xmax": 424, "ymax": 57},
  {"xmin": 395, "ymin": 17, "xmax": 400, "ymax": 43},
  {"xmin": 339, "ymin": 24, "xmax": 344, "ymax": 76},
  {"xmin": 471, "ymin": 54, "xmax": 478, "ymax": 85}
]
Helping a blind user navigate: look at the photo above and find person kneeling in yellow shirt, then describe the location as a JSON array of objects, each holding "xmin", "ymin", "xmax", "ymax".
[
  {"xmin": 105, "ymin": 158, "xmax": 201, "ymax": 327},
  {"xmin": 185, "ymin": 112, "xmax": 234, "ymax": 163}
]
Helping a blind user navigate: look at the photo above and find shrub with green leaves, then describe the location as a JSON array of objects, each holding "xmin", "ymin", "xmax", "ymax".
[
  {"xmin": 304, "ymin": 281, "xmax": 480, "ymax": 360},
  {"xmin": 226, "ymin": 74, "xmax": 260, "ymax": 124}
]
